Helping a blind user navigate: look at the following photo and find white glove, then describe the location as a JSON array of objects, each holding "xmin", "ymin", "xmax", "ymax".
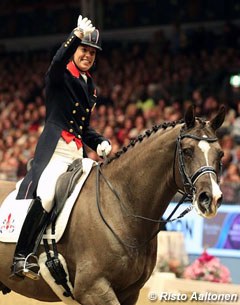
[
  {"xmin": 97, "ymin": 141, "xmax": 112, "ymax": 157},
  {"xmin": 77, "ymin": 15, "xmax": 95, "ymax": 36}
]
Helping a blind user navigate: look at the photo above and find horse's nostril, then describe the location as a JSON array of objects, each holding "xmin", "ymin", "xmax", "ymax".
[
  {"xmin": 217, "ymin": 195, "xmax": 223, "ymax": 208},
  {"xmin": 199, "ymin": 192, "xmax": 211, "ymax": 207}
]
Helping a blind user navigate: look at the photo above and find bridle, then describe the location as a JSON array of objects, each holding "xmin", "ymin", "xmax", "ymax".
[
  {"xmin": 175, "ymin": 126, "xmax": 220, "ymax": 201},
  {"xmin": 96, "ymin": 125, "xmax": 221, "ymax": 248}
]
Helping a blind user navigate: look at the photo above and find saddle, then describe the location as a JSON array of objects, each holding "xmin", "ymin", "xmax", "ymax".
[
  {"xmin": 27, "ymin": 158, "xmax": 83, "ymax": 223},
  {"xmin": 51, "ymin": 158, "xmax": 83, "ymax": 223}
]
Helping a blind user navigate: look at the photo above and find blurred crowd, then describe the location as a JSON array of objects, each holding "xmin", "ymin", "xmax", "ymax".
[
  {"xmin": 0, "ymin": 0, "xmax": 239, "ymax": 38},
  {"xmin": 0, "ymin": 24, "xmax": 240, "ymax": 203}
]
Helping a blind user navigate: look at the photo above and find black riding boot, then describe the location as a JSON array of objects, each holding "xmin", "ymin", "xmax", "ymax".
[{"xmin": 9, "ymin": 197, "xmax": 49, "ymax": 281}]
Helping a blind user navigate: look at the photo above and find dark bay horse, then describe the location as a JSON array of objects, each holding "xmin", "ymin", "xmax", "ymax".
[{"xmin": 0, "ymin": 106, "xmax": 225, "ymax": 305}]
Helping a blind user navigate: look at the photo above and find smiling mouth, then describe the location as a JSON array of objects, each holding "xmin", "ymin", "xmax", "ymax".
[{"xmin": 82, "ymin": 59, "xmax": 91, "ymax": 64}]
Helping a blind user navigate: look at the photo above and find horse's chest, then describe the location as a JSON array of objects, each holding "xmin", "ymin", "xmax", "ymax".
[{"xmin": 112, "ymin": 251, "xmax": 154, "ymax": 285}]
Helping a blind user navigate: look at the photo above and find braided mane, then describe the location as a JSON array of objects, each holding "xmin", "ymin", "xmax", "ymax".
[{"xmin": 106, "ymin": 119, "xmax": 185, "ymax": 164}]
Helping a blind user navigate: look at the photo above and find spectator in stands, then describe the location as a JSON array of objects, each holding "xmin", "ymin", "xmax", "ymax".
[
  {"xmin": 117, "ymin": 118, "xmax": 133, "ymax": 145},
  {"xmin": 10, "ymin": 16, "xmax": 112, "ymax": 281},
  {"xmin": 221, "ymin": 149, "xmax": 233, "ymax": 176},
  {"xmin": 231, "ymin": 101, "xmax": 240, "ymax": 144},
  {"xmin": 223, "ymin": 163, "xmax": 240, "ymax": 183},
  {"xmin": 128, "ymin": 114, "xmax": 147, "ymax": 139},
  {"xmin": 232, "ymin": 146, "xmax": 240, "ymax": 180},
  {"xmin": 221, "ymin": 134, "xmax": 235, "ymax": 151}
]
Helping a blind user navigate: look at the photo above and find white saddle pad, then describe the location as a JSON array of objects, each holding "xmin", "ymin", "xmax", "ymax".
[
  {"xmin": 39, "ymin": 251, "xmax": 79, "ymax": 305},
  {"xmin": 0, "ymin": 158, "xmax": 96, "ymax": 243}
]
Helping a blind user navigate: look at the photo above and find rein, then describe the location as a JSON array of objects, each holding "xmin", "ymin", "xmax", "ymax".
[
  {"xmin": 96, "ymin": 164, "xmax": 192, "ymax": 249},
  {"xmin": 95, "ymin": 127, "xmax": 220, "ymax": 249}
]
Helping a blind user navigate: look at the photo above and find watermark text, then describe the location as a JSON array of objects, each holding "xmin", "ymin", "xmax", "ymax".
[{"xmin": 148, "ymin": 291, "xmax": 239, "ymax": 302}]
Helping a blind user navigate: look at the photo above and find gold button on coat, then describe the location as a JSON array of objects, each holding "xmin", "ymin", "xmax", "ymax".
[{"xmin": 72, "ymin": 110, "xmax": 76, "ymax": 114}]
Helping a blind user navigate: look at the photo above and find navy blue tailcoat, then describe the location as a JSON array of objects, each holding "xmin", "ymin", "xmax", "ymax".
[{"xmin": 17, "ymin": 32, "xmax": 107, "ymax": 199}]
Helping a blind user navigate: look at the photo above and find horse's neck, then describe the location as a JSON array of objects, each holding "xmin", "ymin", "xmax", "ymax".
[{"xmin": 105, "ymin": 126, "xmax": 180, "ymax": 230}]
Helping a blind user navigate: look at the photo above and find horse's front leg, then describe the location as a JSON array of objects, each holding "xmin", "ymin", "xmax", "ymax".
[{"xmin": 73, "ymin": 278, "xmax": 120, "ymax": 305}]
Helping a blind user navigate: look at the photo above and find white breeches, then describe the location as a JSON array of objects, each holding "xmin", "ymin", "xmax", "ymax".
[{"xmin": 37, "ymin": 138, "xmax": 83, "ymax": 213}]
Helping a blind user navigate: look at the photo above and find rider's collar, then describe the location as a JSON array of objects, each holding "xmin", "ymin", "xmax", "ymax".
[{"xmin": 66, "ymin": 61, "xmax": 91, "ymax": 78}]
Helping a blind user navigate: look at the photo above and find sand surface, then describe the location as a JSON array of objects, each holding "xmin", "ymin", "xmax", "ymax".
[
  {"xmin": 1, "ymin": 290, "xmax": 146, "ymax": 305},
  {"xmin": 0, "ymin": 287, "xmax": 210, "ymax": 305}
]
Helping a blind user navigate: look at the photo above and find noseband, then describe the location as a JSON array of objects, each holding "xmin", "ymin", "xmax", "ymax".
[{"xmin": 176, "ymin": 128, "xmax": 220, "ymax": 200}]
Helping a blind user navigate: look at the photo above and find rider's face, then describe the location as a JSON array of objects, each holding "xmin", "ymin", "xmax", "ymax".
[{"xmin": 73, "ymin": 45, "xmax": 96, "ymax": 72}]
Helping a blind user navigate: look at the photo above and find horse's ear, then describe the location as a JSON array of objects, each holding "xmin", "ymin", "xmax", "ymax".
[
  {"xmin": 184, "ymin": 105, "xmax": 195, "ymax": 129},
  {"xmin": 210, "ymin": 105, "xmax": 226, "ymax": 130}
]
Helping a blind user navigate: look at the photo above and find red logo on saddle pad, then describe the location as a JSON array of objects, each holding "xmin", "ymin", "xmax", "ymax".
[{"xmin": 0, "ymin": 213, "xmax": 15, "ymax": 233}]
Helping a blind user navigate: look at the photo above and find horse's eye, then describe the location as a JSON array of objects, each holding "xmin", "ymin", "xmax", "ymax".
[{"xmin": 183, "ymin": 148, "xmax": 193, "ymax": 157}]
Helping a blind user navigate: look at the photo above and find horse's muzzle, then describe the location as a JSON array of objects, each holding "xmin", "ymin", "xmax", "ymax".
[{"xmin": 196, "ymin": 191, "xmax": 223, "ymax": 218}]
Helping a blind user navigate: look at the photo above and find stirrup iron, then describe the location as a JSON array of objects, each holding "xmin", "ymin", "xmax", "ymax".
[{"xmin": 22, "ymin": 253, "xmax": 40, "ymax": 281}]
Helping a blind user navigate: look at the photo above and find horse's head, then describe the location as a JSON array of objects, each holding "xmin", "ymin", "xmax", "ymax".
[{"xmin": 176, "ymin": 106, "xmax": 225, "ymax": 218}]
